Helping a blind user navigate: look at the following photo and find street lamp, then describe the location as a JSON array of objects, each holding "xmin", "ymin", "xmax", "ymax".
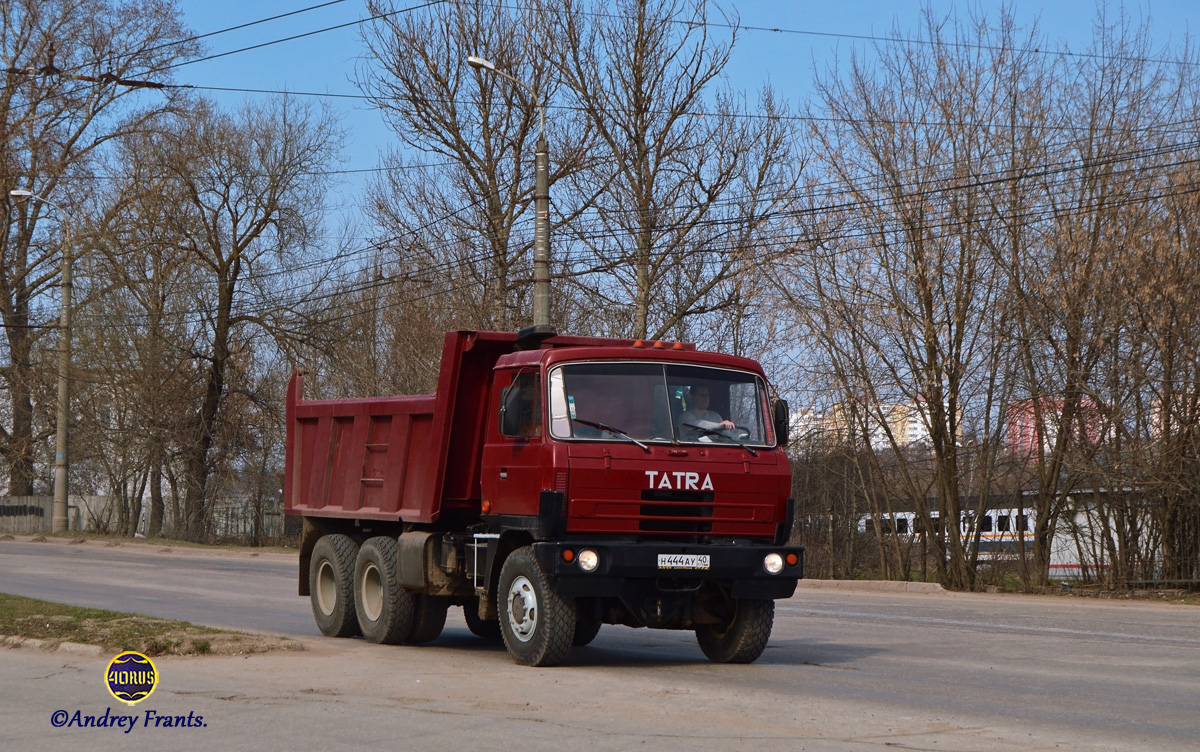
[
  {"xmin": 10, "ymin": 189, "xmax": 72, "ymax": 533},
  {"xmin": 466, "ymin": 55, "xmax": 551, "ymax": 327}
]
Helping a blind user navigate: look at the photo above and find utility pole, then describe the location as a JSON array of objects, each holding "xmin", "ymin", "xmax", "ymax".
[
  {"xmin": 467, "ymin": 55, "xmax": 551, "ymax": 326},
  {"xmin": 5, "ymin": 46, "xmax": 162, "ymax": 533},
  {"xmin": 10, "ymin": 189, "xmax": 72, "ymax": 533},
  {"xmin": 533, "ymin": 131, "xmax": 550, "ymax": 326}
]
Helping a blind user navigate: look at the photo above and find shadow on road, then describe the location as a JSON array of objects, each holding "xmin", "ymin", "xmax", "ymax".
[{"xmin": 363, "ymin": 626, "xmax": 884, "ymax": 669}]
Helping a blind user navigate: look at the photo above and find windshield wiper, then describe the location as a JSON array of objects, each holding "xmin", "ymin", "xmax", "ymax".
[
  {"xmin": 572, "ymin": 418, "xmax": 651, "ymax": 453},
  {"xmin": 681, "ymin": 424, "xmax": 758, "ymax": 457}
]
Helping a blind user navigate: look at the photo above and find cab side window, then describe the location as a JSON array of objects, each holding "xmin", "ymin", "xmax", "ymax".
[{"xmin": 500, "ymin": 371, "xmax": 541, "ymax": 438}]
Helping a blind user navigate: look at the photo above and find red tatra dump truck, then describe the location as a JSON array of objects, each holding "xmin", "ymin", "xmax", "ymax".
[{"xmin": 285, "ymin": 326, "xmax": 802, "ymax": 666}]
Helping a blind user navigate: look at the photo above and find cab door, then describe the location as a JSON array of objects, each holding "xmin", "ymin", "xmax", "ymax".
[{"xmin": 481, "ymin": 369, "xmax": 544, "ymax": 517}]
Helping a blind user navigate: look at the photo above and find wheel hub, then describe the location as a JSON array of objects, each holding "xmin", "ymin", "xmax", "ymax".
[
  {"xmin": 359, "ymin": 562, "xmax": 383, "ymax": 621},
  {"xmin": 316, "ymin": 560, "xmax": 338, "ymax": 616},
  {"xmin": 506, "ymin": 575, "xmax": 538, "ymax": 642}
]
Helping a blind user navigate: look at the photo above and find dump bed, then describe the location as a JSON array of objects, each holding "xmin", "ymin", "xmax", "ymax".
[{"xmin": 284, "ymin": 329, "xmax": 649, "ymax": 524}]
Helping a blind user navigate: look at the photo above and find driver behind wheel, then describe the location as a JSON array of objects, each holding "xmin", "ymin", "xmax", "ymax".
[{"xmin": 678, "ymin": 385, "xmax": 735, "ymax": 441}]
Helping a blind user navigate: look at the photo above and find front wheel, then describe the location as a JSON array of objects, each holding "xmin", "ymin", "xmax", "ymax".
[
  {"xmin": 497, "ymin": 547, "xmax": 576, "ymax": 666},
  {"xmin": 695, "ymin": 599, "xmax": 774, "ymax": 663}
]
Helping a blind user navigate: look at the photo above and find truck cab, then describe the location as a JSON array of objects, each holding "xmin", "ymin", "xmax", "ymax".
[{"xmin": 484, "ymin": 344, "xmax": 792, "ymax": 533}]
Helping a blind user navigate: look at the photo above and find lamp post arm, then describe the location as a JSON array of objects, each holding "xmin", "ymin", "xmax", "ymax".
[{"xmin": 485, "ymin": 67, "xmax": 545, "ymax": 142}]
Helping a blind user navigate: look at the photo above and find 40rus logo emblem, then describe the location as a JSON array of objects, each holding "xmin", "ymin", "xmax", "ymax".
[{"xmin": 105, "ymin": 652, "xmax": 159, "ymax": 706}]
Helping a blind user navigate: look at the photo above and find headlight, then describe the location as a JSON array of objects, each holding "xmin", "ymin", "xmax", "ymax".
[
  {"xmin": 578, "ymin": 549, "xmax": 599, "ymax": 572},
  {"xmin": 763, "ymin": 553, "xmax": 784, "ymax": 574}
]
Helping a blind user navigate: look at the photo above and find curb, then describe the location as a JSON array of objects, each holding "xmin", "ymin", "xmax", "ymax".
[
  {"xmin": 795, "ymin": 579, "xmax": 947, "ymax": 594},
  {"xmin": 1, "ymin": 635, "xmax": 105, "ymax": 656},
  {"xmin": 58, "ymin": 641, "xmax": 105, "ymax": 657},
  {"xmin": 0, "ymin": 535, "xmax": 296, "ymax": 562}
]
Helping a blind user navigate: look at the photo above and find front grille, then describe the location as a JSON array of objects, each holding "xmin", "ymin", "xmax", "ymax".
[
  {"xmin": 639, "ymin": 490, "xmax": 714, "ymax": 533},
  {"xmin": 641, "ymin": 490, "xmax": 713, "ymax": 503}
]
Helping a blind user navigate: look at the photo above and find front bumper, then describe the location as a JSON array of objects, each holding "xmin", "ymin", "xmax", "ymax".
[{"xmin": 533, "ymin": 541, "xmax": 804, "ymax": 600}]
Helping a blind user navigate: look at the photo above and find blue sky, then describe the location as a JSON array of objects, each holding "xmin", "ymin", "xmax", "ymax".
[{"xmin": 172, "ymin": 1, "xmax": 1198, "ymax": 214}]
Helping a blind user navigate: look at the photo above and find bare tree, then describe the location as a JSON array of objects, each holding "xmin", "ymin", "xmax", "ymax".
[
  {"xmin": 359, "ymin": 0, "xmax": 591, "ymax": 335},
  {"xmin": 1138, "ymin": 161, "xmax": 1200, "ymax": 582},
  {"xmin": 302, "ymin": 257, "xmax": 464, "ymax": 398},
  {"xmin": 774, "ymin": 8, "xmax": 1042, "ymax": 589},
  {"xmin": 0, "ymin": 0, "xmax": 195, "ymax": 495},
  {"xmin": 1097, "ymin": 58, "xmax": 1200, "ymax": 582},
  {"xmin": 548, "ymin": 0, "xmax": 798, "ymax": 341},
  {"xmin": 80, "ymin": 134, "xmax": 204, "ymax": 536},
  {"xmin": 1003, "ymin": 11, "xmax": 1169, "ymax": 587},
  {"xmin": 775, "ymin": 5, "xmax": 1200, "ymax": 589},
  {"xmin": 102, "ymin": 97, "xmax": 342, "ymax": 540}
]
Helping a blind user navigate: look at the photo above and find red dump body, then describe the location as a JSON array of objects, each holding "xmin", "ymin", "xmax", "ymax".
[
  {"xmin": 287, "ymin": 330, "xmax": 655, "ymax": 523},
  {"xmin": 285, "ymin": 329, "xmax": 791, "ymax": 537},
  {"xmin": 288, "ymin": 330, "xmax": 496, "ymax": 524}
]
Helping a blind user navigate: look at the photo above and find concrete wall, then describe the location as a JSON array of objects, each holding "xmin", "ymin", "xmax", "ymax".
[
  {"xmin": 0, "ymin": 496, "xmax": 52, "ymax": 534},
  {"xmin": 0, "ymin": 496, "xmax": 112, "ymax": 534}
]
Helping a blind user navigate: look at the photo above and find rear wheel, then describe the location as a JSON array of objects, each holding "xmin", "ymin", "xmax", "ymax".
[
  {"xmin": 695, "ymin": 598, "xmax": 774, "ymax": 664},
  {"xmin": 309, "ymin": 534, "xmax": 360, "ymax": 638},
  {"xmin": 354, "ymin": 536, "xmax": 415, "ymax": 644},
  {"xmin": 497, "ymin": 547, "xmax": 576, "ymax": 666}
]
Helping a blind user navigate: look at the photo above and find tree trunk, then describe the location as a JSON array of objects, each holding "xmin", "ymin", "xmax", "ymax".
[
  {"xmin": 149, "ymin": 455, "xmax": 164, "ymax": 538},
  {"xmin": 7, "ymin": 367, "xmax": 36, "ymax": 495},
  {"xmin": 181, "ymin": 282, "xmax": 233, "ymax": 542}
]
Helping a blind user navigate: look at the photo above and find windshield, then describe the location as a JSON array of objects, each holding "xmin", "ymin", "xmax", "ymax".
[{"xmin": 548, "ymin": 362, "xmax": 773, "ymax": 446}]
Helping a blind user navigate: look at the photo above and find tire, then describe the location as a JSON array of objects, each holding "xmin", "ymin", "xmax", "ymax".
[
  {"xmin": 464, "ymin": 601, "xmax": 502, "ymax": 642},
  {"xmin": 573, "ymin": 611, "xmax": 602, "ymax": 647},
  {"xmin": 405, "ymin": 595, "xmax": 449, "ymax": 644},
  {"xmin": 309, "ymin": 534, "xmax": 361, "ymax": 638},
  {"xmin": 695, "ymin": 599, "xmax": 774, "ymax": 664},
  {"xmin": 353, "ymin": 536, "xmax": 415, "ymax": 644},
  {"xmin": 497, "ymin": 547, "xmax": 576, "ymax": 666}
]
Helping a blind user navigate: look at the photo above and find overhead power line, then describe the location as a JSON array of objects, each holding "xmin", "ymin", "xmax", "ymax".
[
  {"xmin": 158, "ymin": 0, "xmax": 446, "ymax": 73},
  {"xmin": 34, "ymin": 149, "xmax": 1200, "ymax": 336},
  {"xmin": 14, "ymin": 129, "xmax": 1200, "ymax": 334},
  {"xmin": 143, "ymin": 0, "xmax": 350, "ymax": 57}
]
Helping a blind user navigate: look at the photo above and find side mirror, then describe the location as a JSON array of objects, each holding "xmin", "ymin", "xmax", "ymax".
[
  {"xmin": 500, "ymin": 386, "xmax": 524, "ymax": 436},
  {"xmin": 772, "ymin": 398, "xmax": 790, "ymax": 447}
]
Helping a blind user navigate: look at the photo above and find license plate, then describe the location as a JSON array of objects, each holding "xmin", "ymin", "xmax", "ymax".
[{"xmin": 657, "ymin": 554, "xmax": 710, "ymax": 570}]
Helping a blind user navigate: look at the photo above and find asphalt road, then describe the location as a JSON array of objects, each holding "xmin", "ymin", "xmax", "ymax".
[
  {"xmin": 1, "ymin": 538, "xmax": 1197, "ymax": 751},
  {"xmin": 0, "ymin": 539, "xmax": 315, "ymax": 635}
]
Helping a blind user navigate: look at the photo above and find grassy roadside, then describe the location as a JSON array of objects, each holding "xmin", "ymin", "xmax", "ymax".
[{"xmin": 0, "ymin": 593, "xmax": 303, "ymax": 656}]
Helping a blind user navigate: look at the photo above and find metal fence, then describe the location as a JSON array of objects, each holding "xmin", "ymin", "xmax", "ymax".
[{"xmin": 209, "ymin": 499, "xmax": 289, "ymax": 545}]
